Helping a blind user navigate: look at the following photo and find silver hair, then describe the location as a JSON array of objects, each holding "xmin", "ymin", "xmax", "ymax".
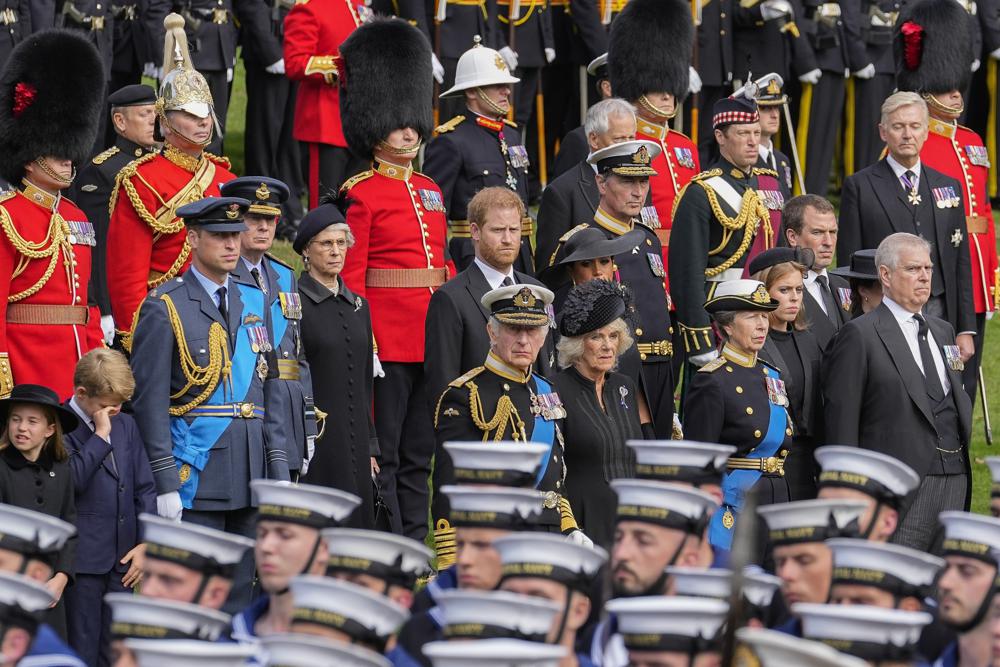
[
  {"xmin": 875, "ymin": 232, "xmax": 931, "ymax": 271},
  {"xmin": 318, "ymin": 222, "xmax": 356, "ymax": 248},
  {"xmin": 584, "ymin": 98, "xmax": 638, "ymax": 138},
  {"xmin": 879, "ymin": 91, "xmax": 928, "ymax": 127},
  {"xmin": 555, "ymin": 317, "xmax": 634, "ymax": 369}
]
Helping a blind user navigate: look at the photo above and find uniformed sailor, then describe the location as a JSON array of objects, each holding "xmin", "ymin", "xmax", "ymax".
[
  {"xmin": 625, "ymin": 439, "xmax": 736, "ymax": 495},
  {"xmin": 0, "ymin": 571, "xmax": 58, "ymax": 667},
  {"xmin": 321, "ymin": 527, "xmax": 432, "ymax": 610},
  {"xmin": 826, "ymin": 538, "xmax": 943, "ymax": 611},
  {"xmin": 604, "ymin": 596, "xmax": 729, "ymax": 667},
  {"xmin": 260, "ymin": 633, "xmax": 391, "ymax": 667},
  {"xmin": 105, "ymin": 594, "xmax": 231, "ymax": 666},
  {"xmin": 755, "ymin": 74, "xmax": 795, "ymax": 200},
  {"xmin": 433, "ymin": 589, "xmax": 561, "ymax": 643},
  {"xmin": 424, "ymin": 37, "xmax": 535, "ymax": 274},
  {"xmin": 794, "ymin": 603, "xmax": 932, "ymax": 665}
]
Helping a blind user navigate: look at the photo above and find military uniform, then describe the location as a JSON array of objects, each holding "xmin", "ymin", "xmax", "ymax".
[
  {"xmin": 428, "ymin": 1, "xmax": 503, "ymax": 122},
  {"xmin": 692, "ymin": 0, "xmax": 734, "ymax": 163},
  {"xmin": 57, "ymin": 0, "xmax": 115, "ymax": 81},
  {"xmin": 732, "ymin": 0, "xmax": 813, "ymax": 91},
  {"xmin": 424, "ymin": 112, "xmax": 534, "ymax": 273},
  {"xmin": 0, "ymin": 0, "xmax": 31, "ymax": 74},
  {"xmin": 108, "ymin": 0, "xmax": 147, "ymax": 95}
]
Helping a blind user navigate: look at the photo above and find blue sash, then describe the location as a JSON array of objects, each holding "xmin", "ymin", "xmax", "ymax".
[
  {"xmin": 531, "ymin": 374, "xmax": 556, "ymax": 488},
  {"xmin": 708, "ymin": 364, "xmax": 787, "ymax": 550},
  {"xmin": 170, "ymin": 284, "xmax": 266, "ymax": 507},
  {"xmin": 268, "ymin": 261, "xmax": 292, "ymax": 347}
]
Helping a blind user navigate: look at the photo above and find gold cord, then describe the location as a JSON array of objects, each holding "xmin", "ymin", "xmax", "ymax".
[
  {"xmin": 467, "ymin": 380, "xmax": 525, "ymax": 441},
  {"xmin": 160, "ymin": 294, "xmax": 232, "ymax": 416},
  {"xmin": 698, "ymin": 182, "xmax": 770, "ymax": 277},
  {"xmin": 0, "ymin": 206, "xmax": 72, "ymax": 302}
]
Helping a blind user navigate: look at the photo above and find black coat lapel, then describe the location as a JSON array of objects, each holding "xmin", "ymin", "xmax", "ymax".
[
  {"xmin": 465, "ymin": 263, "xmax": 492, "ymax": 321},
  {"xmin": 873, "ymin": 305, "xmax": 935, "ymax": 428},
  {"xmin": 578, "ymin": 163, "xmax": 598, "ymax": 211},
  {"xmin": 872, "ymin": 160, "xmax": 916, "ymax": 234}
]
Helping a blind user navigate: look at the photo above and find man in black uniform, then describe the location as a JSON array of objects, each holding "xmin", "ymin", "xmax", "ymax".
[
  {"xmin": 668, "ymin": 92, "xmax": 772, "ymax": 368},
  {"xmin": 424, "ymin": 37, "xmax": 534, "ymax": 274},
  {"xmin": 549, "ymin": 53, "xmax": 613, "ymax": 180},
  {"xmin": 846, "ymin": 0, "xmax": 898, "ymax": 174},
  {"xmin": 0, "ymin": 0, "xmax": 31, "ymax": 82},
  {"xmin": 72, "ymin": 83, "xmax": 157, "ymax": 343},
  {"xmin": 756, "ymin": 74, "xmax": 795, "ymax": 200},
  {"xmin": 691, "ymin": 0, "xmax": 733, "ymax": 164},
  {"xmin": 57, "ymin": 0, "xmax": 115, "ymax": 75},
  {"xmin": 429, "ymin": 2, "xmax": 504, "ymax": 122},
  {"xmin": 109, "ymin": 0, "xmax": 146, "ymax": 92}
]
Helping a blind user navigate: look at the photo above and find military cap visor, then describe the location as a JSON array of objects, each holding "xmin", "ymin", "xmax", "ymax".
[
  {"xmin": 177, "ymin": 196, "xmax": 250, "ymax": 232},
  {"xmin": 704, "ymin": 279, "xmax": 778, "ymax": 313},
  {"xmin": 755, "ymin": 73, "xmax": 788, "ymax": 106},
  {"xmin": 587, "ymin": 53, "xmax": 608, "ymax": 78},
  {"xmin": 588, "ymin": 140, "xmax": 661, "ymax": 177},
  {"xmin": 108, "ymin": 84, "xmax": 157, "ymax": 107},
  {"xmin": 482, "ymin": 285, "xmax": 554, "ymax": 327},
  {"xmin": 219, "ymin": 177, "xmax": 289, "ymax": 218}
]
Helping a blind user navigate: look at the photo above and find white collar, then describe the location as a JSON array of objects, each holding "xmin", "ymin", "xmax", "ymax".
[
  {"xmin": 805, "ymin": 268, "xmax": 828, "ymax": 284},
  {"xmin": 882, "ymin": 295, "xmax": 922, "ymax": 325},
  {"xmin": 68, "ymin": 396, "xmax": 91, "ymax": 429},
  {"xmin": 758, "ymin": 141, "xmax": 773, "ymax": 160},
  {"xmin": 886, "ymin": 154, "xmax": 922, "ymax": 181},
  {"xmin": 474, "ymin": 257, "xmax": 515, "ymax": 289}
]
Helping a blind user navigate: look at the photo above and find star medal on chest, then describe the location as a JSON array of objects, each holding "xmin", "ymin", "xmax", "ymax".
[
  {"xmin": 944, "ymin": 345, "xmax": 964, "ymax": 372},
  {"xmin": 951, "ymin": 228, "xmax": 964, "ymax": 247},
  {"xmin": 765, "ymin": 376, "xmax": 788, "ymax": 407},
  {"xmin": 908, "ymin": 188, "xmax": 922, "ymax": 206},
  {"xmin": 278, "ymin": 292, "xmax": 302, "ymax": 320},
  {"xmin": 256, "ymin": 355, "xmax": 269, "ymax": 382},
  {"xmin": 722, "ymin": 509, "xmax": 735, "ymax": 529},
  {"xmin": 246, "ymin": 325, "xmax": 273, "ymax": 354}
]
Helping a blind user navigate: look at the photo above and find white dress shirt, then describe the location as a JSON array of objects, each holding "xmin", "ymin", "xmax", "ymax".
[
  {"xmin": 883, "ymin": 296, "xmax": 951, "ymax": 394},
  {"xmin": 804, "ymin": 269, "xmax": 831, "ymax": 315},
  {"xmin": 474, "ymin": 257, "xmax": 516, "ymax": 290},
  {"xmin": 886, "ymin": 153, "xmax": 922, "ymax": 192}
]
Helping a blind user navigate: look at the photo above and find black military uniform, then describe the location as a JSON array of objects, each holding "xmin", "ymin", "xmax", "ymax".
[
  {"xmin": 733, "ymin": 0, "xmax": 813, "ymax": 93},
  {"xmin": 756, "ymin": 76, "xmax": 795, "ymax": 200},
  {"xmin": 109, "ymin": 0, "xmax": 146, "ymax": 92},
  {"xmin": 0, "ymin": 0, "xmax": 31, "ymax": 80},
  {"xmin": 430, "ymin": 2, "xmax": 503, "ymax": 122},
  {"xmin": 495, "ymin": 0, "xmax": 552, "ymax": 138},
  {"xmin": 72, "ymin": 84, "xmax": 156, "ymax": 320},
  {"xmin": 57, "ymin": 0, "xmax": 115, "ymax": 74},
  {"xmin": 692, "ymin": 0, "xmax": 733, "ymax": 164}
]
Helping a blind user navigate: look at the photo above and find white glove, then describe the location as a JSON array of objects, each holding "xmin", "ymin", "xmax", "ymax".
[
  {"xmin": 373, "ymin": 352, "xmax": 386, "ymax": 379},
  {"xmin": 265, "ymin": 58, "xmax": 285, "ymax": 75},
  {"xmin": 973, "ymin": 58, "xmax": 982, "ymax": 72},
  {"xmin": 798, "ymin": 68, "xmax": 822, "ymax": 84},
  {"xmin": 499, "ymin": 46, "xmax": 519, "ymax": 72},
  {"xmin": 689, "ymin": 66, "xmax": 703, "ymax": 94},
  {"xmin": 142, "ymin": 62, "xmax": 157, "ymax": 79},
  {"xmin": 274, "ymin": 480, "xmax": 293, "ymax": 487},
  {"xmin": 226, "ymin": 67, "xmax": 234, "ymax": 83},
  {"xmin": 566, "ymin": 529, "xmax": 595, "ymax": 548},
  {"xmin": 852, "ymin": 63, "xmax": 875, "ymax": 79},
  {"xmin": 991, "ymin": 46, "xmax": 1000, "ymax": 60},
  {"xmin": 544, "ymin": 47, "xmax": 556, "ymax": 64},
  {"xmin": 156, "ymin": 491, "xmax": 183, "ymax": 521},
  {"xmin": 689, "ymin": 349, "xmax": 720, "ymax": 368},
  {"xmin": 431, "ymin": 53, "xmax": 445, "ymax": 84},
  {"xmin": 100, "ymin": 315, "xmax": 115, "ymax": 346},
  {"xmin": 300, "ymin": 436, "xmax": 316, "ymax": 476},
  {"xmin": 761, "ymin": 0, "xmax": 792, "ymax": 20},
  {"xmin": 987, "ymin": 309, "xmax": 996, "ymax": 321}
]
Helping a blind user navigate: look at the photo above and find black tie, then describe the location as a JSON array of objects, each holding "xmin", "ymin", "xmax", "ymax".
[
  {"xmin": 217, "ymin": 286, "xmax": 228, "ymax": 326},
  {"xmin": 914, "ymin": 314, "xmax": 945, "ymax": 402},
  {"xmin": 250, "ymin": 267, "xmax": 267, "ymax": 294},
  {"xmin": 815, "ymin": 274, "xmax": 840, "ymax": 328},
  {"xmin": 501, "ymin": 276, "xmax": 514, "ymax": 287}
]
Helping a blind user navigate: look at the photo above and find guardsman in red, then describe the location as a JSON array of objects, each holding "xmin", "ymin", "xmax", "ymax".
[
  {"xmin": 896, "ymin": 5, "xmax": 998, "ymax": 404},
  {"xmin": 337, "ymin": 19, "xmax": 455, "ymax": 542},
  {"xmin": 608, "ymin": 0, "xmax": 701, "ymax": 296},
  {"xmin": 284, "ymin": 0, "xmax": 369, "ymax": 208},
  {"xmin": 0, "ymin": 31, "xmax": 107, "ymax": 398},
  {"xmin": 107, "ymin": 14, "xmax": 236, "ymax": 351}
]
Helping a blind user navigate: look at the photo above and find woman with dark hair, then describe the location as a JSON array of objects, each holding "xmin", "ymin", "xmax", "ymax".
[
  {"xmin": 749, "ymin": 248, "xmax": 825, "ymax": 500},
  {"xmin": 682, "ymin": 280, "xmax": 792, "ymax": 553},
  {"xmin": 831, "ymin": 249, "xmax": 882, "ymax": 318},
  {"xmin": 554, "ymin": 280, "xmax": 649, "ymax": 549},
  {"xmin": 0, "ymin": 384, "xmax": 79, "ymax": 613}
]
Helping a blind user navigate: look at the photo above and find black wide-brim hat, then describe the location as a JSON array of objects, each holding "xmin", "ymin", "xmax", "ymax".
[
  {"xmin": 830, "ymin": 249, "xmax": 879, "ymax": 281},
  {"xmin": 540, "ymin": 227, "xmax": 646, "ymax": 288},
  {"xmin": 0, "ymin": 384, "xmax": 79, "ymax": 433}
]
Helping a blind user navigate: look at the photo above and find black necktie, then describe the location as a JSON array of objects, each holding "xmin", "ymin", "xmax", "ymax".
[
  {"xmin": 501, "ymin": 276, "xmax": 514, "ymax": 287},
  {"xmin": 217, "ymin": 286, "xmax": 228, "ymax": 326},
  {"xmin": 250, "ymin": 267, "xmax": 267, "ymax": 294},
  {"xmin": 815, "ymin": 274, "xmax": 840, "ymax": 328},
  {"xmin": 914, "ymin": 315, "xmax": 945, "ymax": 402}
]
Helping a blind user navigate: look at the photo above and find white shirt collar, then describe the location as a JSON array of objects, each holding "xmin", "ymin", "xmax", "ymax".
[
  {"xmin": 241, "ymin": 256, "xmax": 264, "ymax": 274},
  {"xmin": 68, "ymin": 397, "xmax": 91, "ymax": 430},
  {"xmin": 882, "ymin": 295, "xmax": 921, "ymax": 324},
  {"xmin": 474, "ymin": 257, "xmax": 515, "ymax": 290},
  {"xmin": 758, "ymin": 141, "xmax": 773, "ymax": 161},
  {"xmin": 886, "ymin": 154, "xmax": 922, "ymax": 182},
  {"xmin": 805, "ymin": 268, "xmax": 828, "ymax": 284},
  {"xmin": 189, "ymin": 263, "xmax": 230, "ymax": 299}
]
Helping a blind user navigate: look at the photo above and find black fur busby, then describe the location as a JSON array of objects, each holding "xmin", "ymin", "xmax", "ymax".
[
  {"xmin": 608, "ymin": 0, "xmax": 693, "ymax": 104},
  {"xmin": 0, "ymin": 30, "xmax": 104, "ymax": 183},
  {"xmin": 894, "ymin": 0, "xmax": 974, "ymax": 95},
  {"xmin": 339, "ymin": 18, "xmax": 434, "ymax": 159}
]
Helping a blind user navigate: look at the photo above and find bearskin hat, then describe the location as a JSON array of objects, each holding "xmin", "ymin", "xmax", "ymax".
[
  {"xmin": 0, "ymin": 30, "xmax": 104, "ymax": 184},
  {"xmin": 608, "ymin": 0, "xmax": 693, "ymax": 104},
  {"xmin": 894, "ymin": 0, "xmax": 974, "ymax": 95},
  {"xmin": 339, "ymin": 18, "xmax": 434, "ymax": 159}
]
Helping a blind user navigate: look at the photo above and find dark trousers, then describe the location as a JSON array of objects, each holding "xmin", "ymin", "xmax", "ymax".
[
  {"xmin": 184, "ymin": 506, "xmax": 258, "ymax": 615},
  {"xmin": 783, "ymin": 435, "xmax": 819, "ymax": 501},
  {"xmin": 65, "ymin": 571, "xmax": 128, "ymax": 667},
  {"xmin": 800, "ymin": 73, "xmax": 845, "ymax": 196},
  {"xmin": 301, "ymin": 142, "xmax": 365, "ymax": 210},
  {"xmin": 851, "ymin": 73, "xmax": 895, "ymax": 174},
  {"xmin": 962, "ymin": 312, "xmax": 986, "ymax": 405},
  {"xmin": 640, "ymin": 360, "xmax": 675, "ymax": 439},
  {"xmin": 374, "ymin": 362, "xmax": 435, "ymax": 542},
  {"xmin": 203, "ymin": 69, "xmax": 230, "ymax": 156},
  {"xmin": 244, "ymin": 65, "xmax": 304, "ymax": 224},
  {"xmin": 892, "ymin": 472, "xmax": 969, "ymax": 553}
]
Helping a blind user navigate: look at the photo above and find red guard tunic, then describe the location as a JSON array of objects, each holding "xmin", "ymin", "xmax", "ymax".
[
  {"xmin": 921, "ymin": 118, "xmax": 999, "ymax": 315},
  {"xmin": 106, "ymin": 148, "xmax": 235, "ymax": 343},
  {"xmin": 636, "ymin": 117, "xmax": 700, "ymax": 296},
  {"xmin": 339, "ymin": 162, "xmax": 455, "ymax": 363},
  {"xmin": 0, "ymin": 185, "xmax": 104, "ymax": 398}
]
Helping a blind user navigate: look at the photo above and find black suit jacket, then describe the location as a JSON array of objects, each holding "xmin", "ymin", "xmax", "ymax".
[
  {"xmin": 534, "ymin": 160, "xmax": 599, "ymax": 270},
  {"xmin": 823, "ymin": 303, "xmax": 972, "ymax": 487},
  {"xmin": 550, "ymin": 126, "xmax": 589, "ymax": 180},
  {"xmin": 803, "ymin": 272, "xmax": 851, "ymax": 350},
  {"xmin": 759, "ymin": 329, "xmax": 824, "ymax": 437},
  {"xmin": 838, "ymin": 158, "xmax": 976, "ymax": 334},
  {"xmin": 423, "ymin": 262, "xmax": 555, "ymax": 404}
]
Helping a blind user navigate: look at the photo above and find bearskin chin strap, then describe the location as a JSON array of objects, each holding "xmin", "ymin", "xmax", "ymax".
[
  {"xmin": 638, "ymin": 95, "xmax": 678, "ymax": 121},
  {"xmin": 32, "ymin": 159, "xmax": 75, "ymax": 188},
  {"xmin": 923, "ymin": 92, "xmax": 964, "ymax": 118}
]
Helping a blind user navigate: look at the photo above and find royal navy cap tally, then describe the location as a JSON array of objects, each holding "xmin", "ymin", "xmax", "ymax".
[
  {"xmin": 826, "ymin": 539, "xmax": 943, "ymax": 599},
  {"xmin": 251, "ymin": 480, "xmax": 361, "ymax": 528},
  {"xmin": 736, "ymin": 628, "xmax": 868, "ymax": 667},
  {"xmin": 422, "ymin": 638, "xmax": 566, "ymax": 666},
  {"xmin": 108, "ymin": 83, "xmax": 157, "ymax": 107},
  {"xmin": 124, "ymin": 639, "xmax": 257, "ymax": 666},
  {"xmin": 610, "ymin": 479, "xmax": 718, "ymax": 533},
  {"xmin": 289, "ymin": 576, "xmax": 409, "ymax": 648},
  {"xmin": 605, "ymin": 596, "xmax": 729, "ymax": 654},
  {"xmin": 587, "ymin": 139, "xmax": 661, "ymax": 177},
  {"xmin": 435, "ymin": 589, "xmax": 560, "ymax": 642},
  {"xmin": 443, "ymin": 441, "xmax": 548, "ymax": 488},
  {"xmin": 0, "ymin": 503, "xmax": 76, "ymax": 558},
  {"xmin": 626, "ymin": 440, "xmax": 735, "ymax": 484},
  {"xmin": 220, "ymin": 176, "xmax": 290, "ymax": 218},
  {"xmin": 106, "ymin": 594, "xmax": 230, "ymax": 641},
  {"xmin": 757, "ymin": 500, "xmax": 868, "ymax": 547},
  {"xmin": 260, "ymin": 632, "xmax": 391, "ymax": 667},
  {"xmin": 442, "ymin": 486, "xmax": 546, "ymax": 529},
  {"xmin": 0, "ymin": 570, "xmax": 54, "ymax": 628},
  {"xmin": 815, "ymin": 446, "xmax": 920, "ymax": 506},
  {"xmin": 321, "ymin": 527, "xmax": 432, "ymax": 589},
  {"xmin": 794, "ymin": 603, "xmax": 932, "ymax": 663},
  {"xmin": 482, "ymin": 285, "xmax": 554, "ymax": 328},
  {"xmin": 492, "ymin": 533, "xmax": 608, "ymax": 593},
  {"xmin": 986, "ymin": 457, "xmax": 1000, "ymax": 498},
  {"xmin": 754, "ymin": 72, "xmax": 787, "ymax": 106},
  {"xmin": 140, "ymin": 514, "xmax": 254, "ymax": 576},
  {"xmin": 176, "ymin": 196, "xmax": 250, "ymax": 233},
  {"xmin": 938, "ymin": 511, "xmax": 1000, "ymax": 562},
  {"xmin": 704, "ymin": 279, "xmax": 777, "ymax": 313}
]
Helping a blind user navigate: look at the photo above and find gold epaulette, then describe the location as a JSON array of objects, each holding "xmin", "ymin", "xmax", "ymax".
[
  {"xmin": 752, "ymin": 167, "xmax": 778, "ymax": 177},
  {"xmin": 0, "ymin": 189, "xmax": 16, "ymax": 205},
  {"xmin": 340, "ymin": 170, "xmax": 374, "ymax": 193},
  {"xmin": 449, "ymin": 366, "xmax": 485, "ymax": 388},
  {"xmin": 265, "ymin": 252, "xmax": 294, "ymax": 271},
  {"xmin": 698, "ymin": 356, "xmax": 728, "ymax": 373},
  {"xmin": 205, "ymin": 152, "xmax": 232, "ymax": 170},
  {"xmin": 503, "ymin": 118, "xmax": 518, "ymax": 129},
  {"xmin": 691, "ymin": 168, "xmax": 724, "ymax": 181},
  {"xmin": 434, "ymin": 115, "xmax": 465, "ymax": 135},
  {"xmin": 92, "ymin": 146, "xmax": 120, "ymax": 165}
]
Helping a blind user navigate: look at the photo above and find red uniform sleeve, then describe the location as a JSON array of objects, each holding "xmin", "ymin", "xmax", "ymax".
[
  {"xmin": 284, "ymin": 3, "xmax": 337, "ymax": 83},
  {"xmin": 86, "ymin": 305, "xmax": 104, "ymax": 351},
  {"xmin": 107, "ymin": 173, "xmax": 158, "ymax": 338},
  {"xmin": 0, "ymin": 208, "xmax": 14, "ymax": 393},
  {"xmin": 341, "ymin": 191, "xmax": 372, "ymax": 298}
]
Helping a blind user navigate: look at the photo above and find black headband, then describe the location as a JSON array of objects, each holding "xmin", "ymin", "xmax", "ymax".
[
  {"xmin": 452, "ymin": 467, "xmax": 537, "ymax": 488},
  {"xmin": 291, "ymin": 606, "xmax": 385, "ymax": 651},
  {"xmin": 616, "ymin": 504, "xmax": 708, "ymax": 535},
  {"xmin": 814, "ymin": 637, "xmax": 917, "ymax": 663},
  {"xmin": 831, "ymin": 567, "xmax": 931, "ymax": 600},
  {"xmin": 633, "ymin": 463, "xmax": 723, "ymax": 486},
  {"xmin": 257, "ymin": 504, "xmax": 335, "ymax": 529},
  {"xmin": 818, "ymin": 471, "xmax": 901, "ymax": 508},
  {"xmin": 620, "ymin": 631, "xmax": 722, "ymax": 654},
  {"xmin": 942, "ymin": 538, "xmax": 996, "ymax": 564},
  {"xmin": 110, "ymin": 622, "xmax": 201, "ymax": 641},
  {"xmin": 144, "ymin": 542, "xmax": 236, "ymax": 579},
  {"xmin": 443, "ymin": 622, "xmax": 546, "ymax": 643},
  {"xmin": 326, "ymin": 554, "xmax": 418, "ymax": 590},
  {"xmin": 500, "ymin": 561, "xmax": 594, "ymax": 593}
]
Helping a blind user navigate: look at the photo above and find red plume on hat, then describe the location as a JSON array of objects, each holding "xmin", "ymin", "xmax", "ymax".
[
  {"xmin": 900, "ymin": 21, "xmax": 924, "ymax": 71},
  {"xmin": 893, "ymin": 0, "xmax": 973, "ymax": 94}
]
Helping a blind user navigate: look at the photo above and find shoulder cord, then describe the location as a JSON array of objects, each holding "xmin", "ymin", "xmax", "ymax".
[
  {"xmin": 467, "ymin": 380, "xmax": 526, "ymax": 441},
  {"xmin": 698, "ymin": 182, "xmax": 770, "ymax": 277},
  {"xmin": 160, "ymin": 293, "xmax": 232, "ymax": 416}
]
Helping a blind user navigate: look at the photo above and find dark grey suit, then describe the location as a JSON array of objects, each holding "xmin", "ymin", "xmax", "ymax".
[
  {"xmin": 535, "ymin": 161, "xmax": 600, "ymax": 271},
  {"xmin": 803, "ymin": 272, "xmax": 851, "ymax": 350}
]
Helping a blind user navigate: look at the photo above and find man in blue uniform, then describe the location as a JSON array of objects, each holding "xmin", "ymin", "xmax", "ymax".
[
  {"xmin": 0, "ymin": 571, "xmax": 67, "ymax": 667},
  {"xmin": 220, "ymin": 176, "xmax": 317, "ymax": 478},
  {"xmin": 129, "ymin": 196, "xmax": 292, "ymax": 612}
]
